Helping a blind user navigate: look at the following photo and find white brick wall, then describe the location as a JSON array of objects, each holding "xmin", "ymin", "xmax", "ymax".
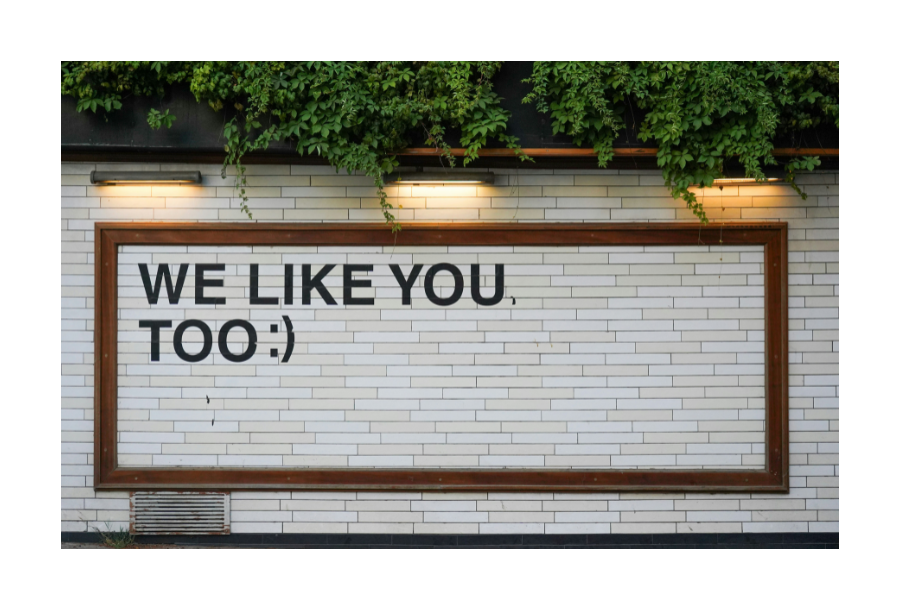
[
  {"xmin": 61, "ymin": 163, "xmax": 839, "ymax": 534},
  {"xmin": 115, "ymin": 243, "xmax": 767, "ymax": 470}
]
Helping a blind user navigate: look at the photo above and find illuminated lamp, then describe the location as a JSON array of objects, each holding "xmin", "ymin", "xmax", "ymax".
[
  {"xmin": 90, "ymin": 171, "xmax": 202, "ymax": 185},
  {"xmin": 385, "ymin": 170, "xmax": 494, "ymax": 185}
]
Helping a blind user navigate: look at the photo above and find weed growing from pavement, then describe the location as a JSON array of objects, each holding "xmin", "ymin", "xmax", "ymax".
[{"xmin": 93, "ymin": 523, "xmax": 135, "ymax": 549}]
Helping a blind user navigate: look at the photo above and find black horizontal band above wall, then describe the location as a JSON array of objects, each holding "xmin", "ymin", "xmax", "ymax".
[
  {"xmin": 59, "ymin": 147, "xmax": 840, "ymax": 171},
  {"xmin": 61, "ymin": 531, "xmax": 839, "ymax": 549}
]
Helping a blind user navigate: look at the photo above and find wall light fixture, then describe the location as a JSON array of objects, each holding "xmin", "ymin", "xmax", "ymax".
[
  {"xmin": 385, "ymin": 170, "xmax": 494, "ymax": 185},
  {"xmin": 90, "ymin": 171, "xmax": 202, "ymax": 185},
  {"xmin": 712, "ymin": 169, "xmax": 785, "ymax": 186}
]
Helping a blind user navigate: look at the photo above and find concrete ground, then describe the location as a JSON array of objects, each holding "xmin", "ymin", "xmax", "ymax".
[{"xmin": 62, "ymin": 542, "xmax": 199, "ymax": 549}]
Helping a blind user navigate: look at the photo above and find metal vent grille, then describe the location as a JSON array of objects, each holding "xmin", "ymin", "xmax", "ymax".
[{"xmin": 131, "ymin": 492, "xmax": 230, "ymax": 535}]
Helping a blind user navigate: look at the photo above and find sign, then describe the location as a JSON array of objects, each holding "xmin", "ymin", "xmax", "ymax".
[{"xmin": 95, "ymin": 222, "xmax": 789, "ymax": 492}]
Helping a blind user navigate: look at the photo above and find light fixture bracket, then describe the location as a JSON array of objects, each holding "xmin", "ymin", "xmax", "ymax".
[
  {"xmin": 711, "ymin": 168, "xmax": 786, "ymax": 186},
  {"xmin": 386, "ymin": 170, "xmax": 494, "ymax": 185},
  {"xmin": 90, "ymin": 171, "xmax": 202, "ymax": 185}
]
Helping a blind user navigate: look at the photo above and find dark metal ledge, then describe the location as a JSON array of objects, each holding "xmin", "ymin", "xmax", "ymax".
[{"xmin": 62, "ymin": 531, "xmax": 838, "ymax": 549}]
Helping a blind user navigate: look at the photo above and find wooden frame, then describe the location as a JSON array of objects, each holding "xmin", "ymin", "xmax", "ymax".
[{"xmin": 94, "ymin": 222, "xmax": 789, "ymax": 492}]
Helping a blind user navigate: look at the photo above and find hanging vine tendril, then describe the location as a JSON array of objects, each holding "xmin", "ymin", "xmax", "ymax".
[{"xmin": 523, "ymin": 61, "xmax": 838, "ymax": 222}]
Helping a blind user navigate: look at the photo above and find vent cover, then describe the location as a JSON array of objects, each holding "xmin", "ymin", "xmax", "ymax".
[{"xmin": 130, "ymin": 492, "xmax": 230, "ymax": 535}]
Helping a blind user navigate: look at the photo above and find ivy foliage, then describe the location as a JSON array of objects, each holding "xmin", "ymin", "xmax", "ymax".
[
  {"xmin": 524, "ymin": 61, "xmax": 838, "ymax": 221},
  {"xmin": 61, "ymin": 61, "xmax": 838, "ymax": 224},
  {"xmin": 61, "ymin": 61, "xmax": 525, "ymax": 228}
]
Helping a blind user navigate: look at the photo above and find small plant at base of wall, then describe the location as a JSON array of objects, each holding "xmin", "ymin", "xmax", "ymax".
[{"xmin": 93, "ymin": 523, "xmax": 136, "ymax": 549}]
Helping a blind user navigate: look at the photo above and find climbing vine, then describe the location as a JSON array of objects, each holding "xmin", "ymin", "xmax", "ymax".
[
  {"xmin": 524, "ymin": 61, "xmax": 838, "ymax": 221},
  {"xmin": 61, "ymin": 61, "xmax": 526, "ymax": 229},
  {"xmin": 61, "ymin": 61, "xmax": 838, "ymax": 224}
]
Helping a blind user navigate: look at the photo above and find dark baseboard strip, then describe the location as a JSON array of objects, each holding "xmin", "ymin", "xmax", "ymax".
[{"xmin": 62, "ymin": 532, "xmax": 838, "ymax": 549}]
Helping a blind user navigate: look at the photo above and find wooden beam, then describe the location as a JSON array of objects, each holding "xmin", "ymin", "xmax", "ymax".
[{"xmin": 399, "ymin": 147, "xmax": 839, "ymax": 157}]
